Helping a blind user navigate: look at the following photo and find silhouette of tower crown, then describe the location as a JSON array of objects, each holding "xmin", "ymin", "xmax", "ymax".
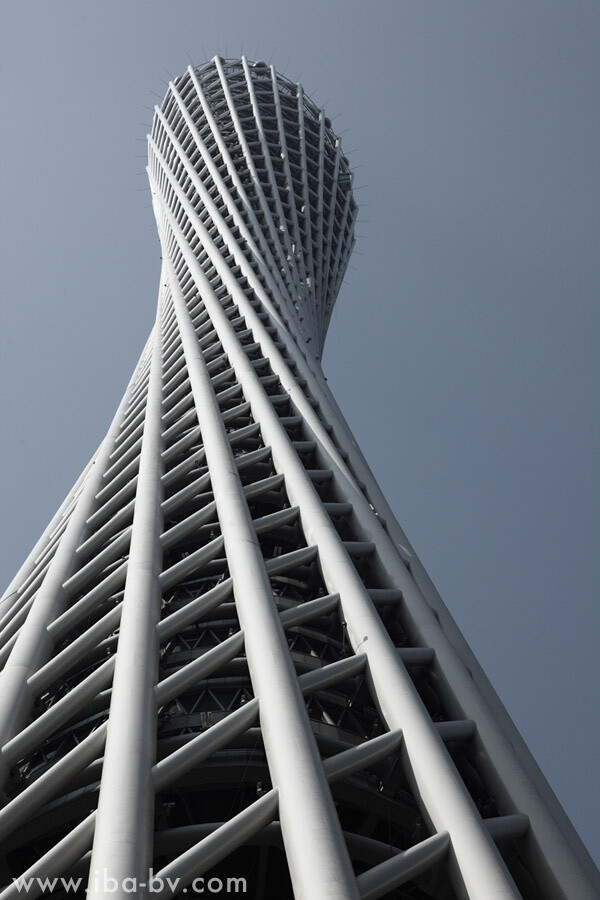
[{"xmin": 0, "ymin": 55, "xmax": 597, "ymax": 900}]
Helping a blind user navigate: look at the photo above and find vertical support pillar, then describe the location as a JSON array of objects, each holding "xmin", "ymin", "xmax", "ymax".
[
  {"xmin": 165, "ymin": 259, "xmax": 359, "ymax": 900},
  {"xmin": 87, "ymin": 293, "xmax": 166, "ymax": 899}
]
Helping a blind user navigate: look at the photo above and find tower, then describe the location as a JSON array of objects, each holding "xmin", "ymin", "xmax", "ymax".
[{"xmin": 0, "ymin": 54, "xmax": 597, "ymax": 899}]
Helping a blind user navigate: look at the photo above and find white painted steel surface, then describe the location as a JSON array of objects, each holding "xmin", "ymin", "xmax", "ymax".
[
  {"xmin": 87, "ymin": 304, "xmax": 166, "ymax": 897},
  {"xmin": 0, "ymin": 56, "xmax": 597, "ymax": 900}
]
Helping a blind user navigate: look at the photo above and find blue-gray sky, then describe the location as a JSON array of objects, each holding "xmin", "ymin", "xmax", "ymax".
[{"xmin": 1, "ymin": 0, "xmax": 598, "ymax": 868}]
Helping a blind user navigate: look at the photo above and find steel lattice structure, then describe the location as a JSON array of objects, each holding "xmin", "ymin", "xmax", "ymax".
[{"xmin": 0, "ymin": 57, "xmax": 597, "ymax": 900}]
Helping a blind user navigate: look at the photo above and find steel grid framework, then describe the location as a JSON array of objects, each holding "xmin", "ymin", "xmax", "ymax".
[{"xmin": 0, "ymin": 57, "xmax": 597, "ymax": 900}]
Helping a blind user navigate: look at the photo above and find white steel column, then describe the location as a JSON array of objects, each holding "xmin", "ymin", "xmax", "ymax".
[
  {"xmin": 164, "ymin": 256, "xmax": 359, "ymax": 900},
  {"xmin": 87, "ymin": 295, "xmax": 166, "ymax": 899}
]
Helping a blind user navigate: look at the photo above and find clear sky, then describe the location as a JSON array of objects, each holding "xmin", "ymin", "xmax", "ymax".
[{"xmin": 1, "ymin": 0, "xmax": 598, "ymax": 869}]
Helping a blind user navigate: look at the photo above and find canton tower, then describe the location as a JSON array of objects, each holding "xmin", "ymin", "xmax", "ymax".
[{"xmin": 0, "ymin": 56, "xmax": 597, "ymax": 900}]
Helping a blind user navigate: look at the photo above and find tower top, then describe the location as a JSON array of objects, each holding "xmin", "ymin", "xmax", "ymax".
[{"xmin": 149, "ymin": 56, "xmax": 357, "ymax": 357}]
